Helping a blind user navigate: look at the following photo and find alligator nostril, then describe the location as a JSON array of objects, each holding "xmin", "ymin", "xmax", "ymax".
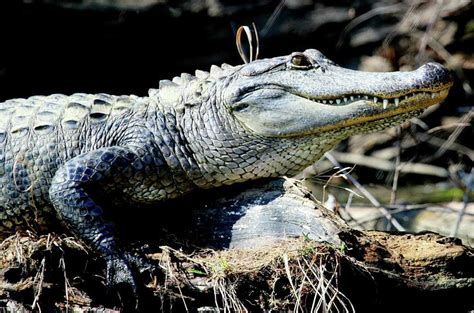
[{"xmin": 421, "ymin": 62, "xmax": 453, "ymax": 85}]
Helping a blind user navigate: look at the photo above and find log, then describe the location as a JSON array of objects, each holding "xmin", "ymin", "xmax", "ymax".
[{"xmin": 0, "ymin": 179, "xmax": 473, "ymax": 312}]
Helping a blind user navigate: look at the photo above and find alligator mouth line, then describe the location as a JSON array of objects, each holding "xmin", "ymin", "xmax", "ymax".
[{"xmin": 303, "ymin": 87, "xmax": 451, "ymax": 110}]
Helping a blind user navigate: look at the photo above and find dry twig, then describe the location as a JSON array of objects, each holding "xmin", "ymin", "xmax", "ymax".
[
  {"xmin": 324, "ymin": 152, "xmax": 405, "ymax": 231},
  {"xmin": 236, "ymin": 24, "xmax": 259, "ymax": 64},
  {"xmin": 451, "ymin": 168, "xmax": 474, "ymax": 237}
]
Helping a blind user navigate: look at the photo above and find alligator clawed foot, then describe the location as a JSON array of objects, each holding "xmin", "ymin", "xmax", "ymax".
[
  {"xmin": 106, "ymin": 255, "xmax": 140, "ymax": 311},
  {"xmin": 105, "ymin": 252, "xmax": 160, "ymax": 311},
  {"xmin": 125, "ymin": 252, "xmax": 161, "ymax": 282}
]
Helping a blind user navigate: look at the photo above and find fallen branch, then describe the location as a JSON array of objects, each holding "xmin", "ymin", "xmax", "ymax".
[{"xmin": 330, "ymin": 151, "xmax": 449, "ymax": 177}]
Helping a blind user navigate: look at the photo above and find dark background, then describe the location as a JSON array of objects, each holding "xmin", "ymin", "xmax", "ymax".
[{"xmin": 2, "ymin": 0, "xmax": 470, "ymax": 103}]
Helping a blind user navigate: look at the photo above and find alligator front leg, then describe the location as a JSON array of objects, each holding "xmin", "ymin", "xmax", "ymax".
[{"xmin": 49, "ymin": 146, "xmax": 155, "ymax": 301}]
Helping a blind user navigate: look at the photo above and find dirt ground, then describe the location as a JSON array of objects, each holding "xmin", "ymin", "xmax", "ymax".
[{"xmin": 1, "ymin": 229, "xmax": 472, "ymax": 312}]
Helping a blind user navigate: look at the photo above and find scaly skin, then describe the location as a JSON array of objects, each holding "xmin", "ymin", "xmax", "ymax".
[{"xmin": 0, "ymin": 49, "xmax": 452, "ymax": 292}]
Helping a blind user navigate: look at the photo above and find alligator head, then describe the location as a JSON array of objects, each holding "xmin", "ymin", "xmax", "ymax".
[
  {"xmin": 153, "ymin": 49, "xmax": 452, "ymax": 184},
  {"xmin": 224, "ymin": 49, "xmax": 452, "ymax": 137}
]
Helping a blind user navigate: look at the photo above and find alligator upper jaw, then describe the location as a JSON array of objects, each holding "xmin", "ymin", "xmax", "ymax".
[{"xmin": 293, "ymin": 61, "xmax": 453, "ymax": 113}]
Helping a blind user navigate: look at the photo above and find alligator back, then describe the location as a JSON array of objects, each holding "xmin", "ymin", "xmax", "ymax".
[{"xmin": 0, "ymin": 93, "xmax": 142, "ymax": 235}]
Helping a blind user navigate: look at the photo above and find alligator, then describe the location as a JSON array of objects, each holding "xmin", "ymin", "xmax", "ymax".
[{"xmin": 0, "ymin": 49, "xmax": 452, "ymax": 294}]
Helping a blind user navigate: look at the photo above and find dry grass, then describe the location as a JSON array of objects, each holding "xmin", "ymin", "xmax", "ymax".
[
  {"xmin": 150, "ymin": 237, "xmax": 354, "ymax": 312},
  {"xmin": 0, "ymin": 232, "xmax": 89, "ymax": 311}
]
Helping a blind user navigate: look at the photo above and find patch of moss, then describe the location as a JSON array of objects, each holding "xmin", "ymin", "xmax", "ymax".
[{"xmin": 465, "ymin": 19, "xmax": 474, "ymax": 33}]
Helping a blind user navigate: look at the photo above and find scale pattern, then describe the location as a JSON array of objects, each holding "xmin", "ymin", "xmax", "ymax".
[{"xmin": 0, "ymin": 93, "xmax": 140, "ymax": 234}]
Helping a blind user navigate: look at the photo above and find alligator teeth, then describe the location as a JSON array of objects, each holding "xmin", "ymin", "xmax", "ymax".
[{"xmin": 308, "ymin": 89, "xmax": 446, "ymax": 107}]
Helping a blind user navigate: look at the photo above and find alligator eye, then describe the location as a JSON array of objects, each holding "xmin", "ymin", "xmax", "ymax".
[
  {"xmin": 290, "ymin": 54, "xmax": 312, "ymax": 69},
  {"xmin": 232, "ymin": 102, "xmax": 250, "ymax": 112}
]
